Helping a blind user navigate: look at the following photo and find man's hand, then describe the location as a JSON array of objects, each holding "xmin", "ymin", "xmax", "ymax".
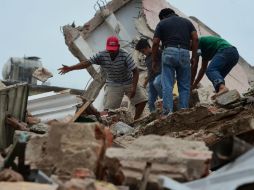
[{"xmin": 58, "ymin": 64, "xmax": 72, "ymax": 75}]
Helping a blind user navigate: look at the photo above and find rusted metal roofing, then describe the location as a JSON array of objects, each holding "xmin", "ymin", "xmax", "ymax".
[{"xmin": 0, "ymin": 83, "xmax": 28, "ymax": 149}]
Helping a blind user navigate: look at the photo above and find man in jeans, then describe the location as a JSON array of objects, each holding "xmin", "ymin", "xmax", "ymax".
[
  {"xmin": 192, "ymin": 36, "xmax": 239, "ymax": 99},
  {"xmin": 58, "ymin": 36, "xmax": 147, "ymax": 120},
  {"xmin": 135, "ymin": 38, "xmax": 162, "ymax": 112},
  {"xmin": 152, "ymin": 8, "xmax": 198, "ymax": 115}
]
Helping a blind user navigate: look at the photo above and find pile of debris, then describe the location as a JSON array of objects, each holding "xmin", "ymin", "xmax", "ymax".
[
  {"xmin": 1, "ymin": 0, "xmax": 254, "ymax": 189},
  {"xmin": 0, "ymin": 84, "xmax": 254, "ymax": 190}
]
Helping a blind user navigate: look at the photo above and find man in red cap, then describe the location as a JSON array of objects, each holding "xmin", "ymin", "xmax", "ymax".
[{"xmin": 58, "ymin": 36, "xmax": 147, "ymax": 120}]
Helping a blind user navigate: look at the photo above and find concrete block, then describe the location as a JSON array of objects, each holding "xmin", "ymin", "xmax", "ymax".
[
  {"xmin": 105, "ymin": 135, "xmax": 212, "ymax": 186},
  {"xmin": 111, "ymin": 122, "xmax": 134, "ymax": 137},
  {"xmin": 216, "ymin": 89, "xmax": 241, "ymax": 106}
]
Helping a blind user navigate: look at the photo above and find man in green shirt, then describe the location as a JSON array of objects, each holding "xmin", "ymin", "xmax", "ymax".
[{"xmin": 192, "ymin": 36, "xmax": 239, "ymax": 99}]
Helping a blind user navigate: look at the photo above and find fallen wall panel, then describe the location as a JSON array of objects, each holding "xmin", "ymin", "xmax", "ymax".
[{"xmin": 0, "ymin": 83, "xmax": 28, "ymax": 149}]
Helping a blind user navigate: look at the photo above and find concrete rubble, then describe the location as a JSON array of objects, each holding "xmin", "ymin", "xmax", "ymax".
[
  {"xmin": 25, "ymin": 122, "xmax": 111, "ymax": 178},
  {"xmin": 110, "ymin": 122, "xmax": 134, "ymax": 137},
  {"xmin": 101, "ymin": 108, "xmax": 134, "ymax": 126},
  {"xmin": 32, "ymin": 67, "xmax": 53, "ymax": 82},
  {"xmin": 104, "ymin": 135, "xmax": 212, "ymax": 187},
  {"xmin": 0, "ymin": 83, "xmax": 253, "ymax": 189}
]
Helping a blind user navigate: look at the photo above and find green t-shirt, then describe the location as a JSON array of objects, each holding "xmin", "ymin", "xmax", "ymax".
[{"xmin": 199, "ymin": 36, "xmax": 232, "ymax": 60}]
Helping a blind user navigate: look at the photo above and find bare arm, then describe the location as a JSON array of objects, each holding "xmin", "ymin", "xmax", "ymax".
[
  {"xmin": 190, "ymin": 31, "xmax": 199, "ymax": 65},
  {"xmin": 130, "ymin": 67, "xmax": 139, "ymax": 98},
  {"xmin": 191, "ymin": 56, "xmax": 199, "ymax": 85},
  {"xmin": 190, "ymin": 31, "xmax": 199, "ymax": 85},
  {"xmin": 192, "ymin": 58, "xmax": 209, "ymax": 89},
  {"xmin": 58, "ymin": 60, "xmax": 92, "ymax": 75},
  {"xmin": 152, "ymin": 37, "xmax": 160, "ymax": 73}
]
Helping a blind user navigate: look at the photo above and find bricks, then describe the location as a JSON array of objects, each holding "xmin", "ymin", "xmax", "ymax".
[
  {"xmin": 104, "ymin": 135, "xmax": 212, "ymax": 187},
  {"xmin": 25, "ymin": 122, "xmax": 111, "ymax": 179}
]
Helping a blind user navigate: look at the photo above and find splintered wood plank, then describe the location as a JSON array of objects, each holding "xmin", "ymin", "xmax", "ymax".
[{"xmin": 71, "ymin": 101, "xmax": 92, "ymax": 122}]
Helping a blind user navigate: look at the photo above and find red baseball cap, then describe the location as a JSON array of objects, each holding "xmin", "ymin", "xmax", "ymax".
[{"xmin": 106, "ymin": 36, "xmax": 120, "ymax": 51}]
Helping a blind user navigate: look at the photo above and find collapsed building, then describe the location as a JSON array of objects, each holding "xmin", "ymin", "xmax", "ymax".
[
  {"xmin": 0, "ymin": 0, "xmax": 254, "ymax": 190},
  {"xmin": 62, "ymin": 0, "xmax": 254, "ymax": 109}
]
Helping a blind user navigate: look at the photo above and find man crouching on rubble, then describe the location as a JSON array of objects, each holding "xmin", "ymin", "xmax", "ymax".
[
  {"xmin": 191, "ymin": 36, "xmax": 239, "ymax": 99},
  {"xmin": 58, "ymin": 36, "xmax": 147, "ymax": 120}
]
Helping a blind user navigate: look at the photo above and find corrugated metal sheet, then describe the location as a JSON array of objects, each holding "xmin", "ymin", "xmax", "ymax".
[
  {"xmin": 27, "ymin": 91, "xmax": 83, "ymax": 123},
  {"xmin": 159, "ymin": 149, "xmax": 254, "ymax": 190},
  {"xmin": 0, "ymin": 83, "xmax": 28, "ymax": 149},
  {"xmin": 186, "ymin": 149, "xmax": 254, "ymax": 190}
]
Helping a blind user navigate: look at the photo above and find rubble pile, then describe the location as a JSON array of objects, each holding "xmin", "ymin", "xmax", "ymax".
[
  {"xmin": 131, "ymin": 90, "xmax": 254, "ymax": 147},
  {"xmin": 104, "ymin": 135, "xmax": 212, "ymax": 186},
  {"xmin": 25, "ymin": 122, "xmax": 111, "ymax": 179},
  {"xmin": 1, "ymin": 0, "xmax": 254, "ymax": 188},
  {"xmin": 0, "ymin": 84, "xmax": 254, "ymax": 190}
]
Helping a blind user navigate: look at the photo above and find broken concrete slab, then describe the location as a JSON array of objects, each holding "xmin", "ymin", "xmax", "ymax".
[
  {"xmin": 111, "ymin": 122, "xmax": 134, "ymax": 137},
  {"xmin": 215, "ymin": 89, "xmax": 241, "ymax": 107},
  {"xmin": 132, "ymin": 105, "xmax": 254, "ymax": 147},
  {"xmin": 29, "ymin": 123, "xmax": 49, "ymax": 134},
  {"xmin": 0, "ymin": 169, "xmax": 24, "ymax": 182},
  {"xmin": 32, "ymin": 67, "xmax": 53, "ymax": 82},
  {"xmin": 102, "ymin": 108, "xmax": 134, "ymax": 125},
  {"xmin": 0, "ymin": 182, "xmax": 58, "ymax": 190},
  {"xmin": 190, "ymin": 86, "xmax": 214, "ymax": 106},
  {"xmin": 104, "ymin": 135, "xmax": 212, "ymax": 187},
  {"xmin": 113, "ymin": 135, "xmax": 136, "ymax": 148},
  {"xmin": 25, "ymin": 122, "xmax": 111, "ymax": 179}
]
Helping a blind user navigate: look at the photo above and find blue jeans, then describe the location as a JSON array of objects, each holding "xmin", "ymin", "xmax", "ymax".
[
  {"xmin": 206, "ymin": 47, "xmax": 239, "ymax": 92},
  {"xmin": 161, "ymin": 47, "xmax": 191, "ymax": 114},
  {"xmin": 148, "ymin": 74, "xmax": 162, "ymax": 112}
]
